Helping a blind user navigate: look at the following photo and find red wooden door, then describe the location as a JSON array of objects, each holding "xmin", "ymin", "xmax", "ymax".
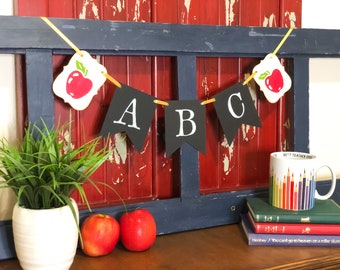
[{"xmin": 15, "ymin": 0, "xmax": 301, "ymax": 209}]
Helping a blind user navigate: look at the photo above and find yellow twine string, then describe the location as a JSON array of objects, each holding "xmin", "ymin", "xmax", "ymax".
[
  {"xmin": 200, "ymin": 98, "xmax": 216, "ymax": 105},
  {"xmin": 41, "ymin": 16, "xmax": 122, "ymax": 89},
  {"xmin": 41, "ymin": 17, "xmax": 83, "ymax": 57},
  {"xmin": 42, "ymin": 16, "xmax": 293, "ymax": 106},
  {"xmin": 243, "ymin": 27, "xmax": 294, "ymax": 86},
  {"xmin": 202, "ymin": 27, "xmax": 294, "ymax": 104},
  {"xmin": 101, "ymin": 71, "xmax": 122, "ymax": 88},
  {"xmin": 242, "ymin": 71, "xmax": 257, "ymax": 86},
  {"xmin": 272, "ymin": 27, "xmax": 294, "ymax": 57},
  {"xmin": 153, "ymin": 100, "xmax": 169, "ymax": 106}
]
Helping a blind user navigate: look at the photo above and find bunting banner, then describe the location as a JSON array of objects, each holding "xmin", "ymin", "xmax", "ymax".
[
  {"xmin": 53, "ymin": 63, "xmax": 264, "ymax": 155},
  {"xmin": 44, "ymin": 17, "xmax": 294, "ymax": 156},
  {"xmin": 100, "ymin": 84, "xmax": 157, "ymax": 152},
  {"xmin": 99, "ymin": 83, "xmax": 261, "ymax": 155},
  {"xmin": 213, "ymin": 83, "xmax": 262, "ymax": 144},
  {"xmin": 164, "ymin": 100, "xmax": 206, "ymax": 157}
]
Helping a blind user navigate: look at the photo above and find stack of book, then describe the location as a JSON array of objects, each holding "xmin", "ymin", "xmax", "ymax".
[{"xmin": 241, "ymin": 197, "xmax": 340, "ymax": 246}]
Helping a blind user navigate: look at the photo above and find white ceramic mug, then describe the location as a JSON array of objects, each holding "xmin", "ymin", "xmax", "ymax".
[{"xmin": 269, "ymin": 151, "xmax": 336, "ymax": 210}]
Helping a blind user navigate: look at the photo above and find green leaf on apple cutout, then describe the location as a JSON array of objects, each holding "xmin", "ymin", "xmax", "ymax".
[
  {"xmin": 259, "ymin": 71, "xmax": 270, "ymax": 80},
  {"xmin": 75, "ymin": 60, "xmax": 89, "ymax": 76}
]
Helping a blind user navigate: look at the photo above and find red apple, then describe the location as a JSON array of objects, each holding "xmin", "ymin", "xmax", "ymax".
[
  {"xmin": 66, "ymin": 70, "xmax": 93, "ymax": 99},
  {"xmin": 265, "ymin": 69, "xmax": 284, "ymax": 93},
  {"xmin": 119, "ymin": 209, "xmax": 156, "ymax": 252},
  {"xmin": 80, "ymin": 213, "xmax": 120, "ymax": 257}
]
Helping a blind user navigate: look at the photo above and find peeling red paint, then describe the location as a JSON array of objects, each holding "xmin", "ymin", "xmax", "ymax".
[
  {"xmin": 16, "ymin": 0, "xmax": 301, "ymax": 205},
  {"xmin": 78, "ymin": 0, "xmax": 100, "ymax": 19}
]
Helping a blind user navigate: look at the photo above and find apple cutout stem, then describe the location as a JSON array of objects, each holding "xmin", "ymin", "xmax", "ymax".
[
  {"xmin": 259, "ymin": 70, "xmax": 271, "ymax": 80},
  {"xmin": 76, "ymin": 60, "xmax": 89, "ymax": 76}
]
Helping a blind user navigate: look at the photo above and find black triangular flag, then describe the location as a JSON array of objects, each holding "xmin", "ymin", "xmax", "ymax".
[
  {"xmin": 165, "ymin": 100, "xmax": 206, "ymax": 157},
  {"xmin": 100, "ymin": 83, "xmax": 156, "ymax": 152},
  {"xmin": 213, "ymin": 82, "xmax": 261, "ymax": 144}
]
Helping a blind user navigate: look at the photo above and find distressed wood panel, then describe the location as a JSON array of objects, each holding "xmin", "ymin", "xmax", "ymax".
[
  {"xmin": 237, "ymin": 1, "xmax": 280, "ymax": 191},
  {"xmin": 14, "ymin": 1, "xmax": 301, "ymax": 206},
  {"xmin": 101, "ymin": 0, "xmax": 155, "ymax": 206},
  {"xmin": 15, "ymin": 0, "xmax": 48, "ymax": 15},
  {"xmin": 9, "ymin": 15, "xmax": 340, "ymax": 261},
  {"xmin": 150, "ymin": 1, "xmax": 181, "ymax": 200}
]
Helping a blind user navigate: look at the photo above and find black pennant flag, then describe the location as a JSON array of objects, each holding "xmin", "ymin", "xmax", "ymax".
[
  {"xmin": 213, "ymin": 82, "xmax": 261, "ymax": 144},
  {"xmin": 165, "ymin": 100, "xmax": 206, "ymax": 157},
  {"xmin": 100, "ymin": 83, "xmax": 157, "ymax": 152}
]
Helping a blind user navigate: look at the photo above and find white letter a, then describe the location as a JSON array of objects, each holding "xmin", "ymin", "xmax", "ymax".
[{"xmin": 113, "ymin": 99, "xmax": 141, "ymax": 130}]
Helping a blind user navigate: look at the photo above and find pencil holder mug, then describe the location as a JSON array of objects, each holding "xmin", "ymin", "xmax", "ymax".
[{"xmin": 269, "ymin": 151, "xmax": 336, "ymax": 210}]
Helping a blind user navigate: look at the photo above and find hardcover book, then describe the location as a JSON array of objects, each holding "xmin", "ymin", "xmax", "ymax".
[
  {"xmin": 247, "ymin": 197, "xmax": 340, "ymax": 224},
  {"xmin": 247, "ymin": 213, "xmax": 340, "ymax": 235},
  {"xmin": 240, "ymin": 214, "xmax": 340, "ymax": 247}
]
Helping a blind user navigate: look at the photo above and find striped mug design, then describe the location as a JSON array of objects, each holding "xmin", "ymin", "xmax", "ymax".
[{"xmin": 269, "ymin": 152, "xmax": 336, "ymax": 211}]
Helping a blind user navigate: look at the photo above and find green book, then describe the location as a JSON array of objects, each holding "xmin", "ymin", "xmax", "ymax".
[{"xmin": 247, "ymin": 197, "xmax": 340, "ymax": 224}]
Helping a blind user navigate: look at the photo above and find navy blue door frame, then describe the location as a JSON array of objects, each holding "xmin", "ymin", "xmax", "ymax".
[{"xmin": 0, "ymin": 16, "xmax": 340, "ymax": 259}]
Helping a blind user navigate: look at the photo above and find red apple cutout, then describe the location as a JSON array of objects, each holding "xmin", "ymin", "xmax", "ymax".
[
  {"xmin": 53, "ymin": 51, "xmax": 107, "ymax": 110},
  {"xmin": 80, "ymin": 213, "xmax": 120, "ymax": 257},
  {"xmin": 264, "ymin": 69, "xmax": 283, "ymax": 93},
  {"xmin": 66, "ymin": 70, "xmax": 93, "ymax": 99},
  {"xmin": 252, "ymin": 53, "xmax": 292, "ymax": 103},
  {"xmin": 119, "ymin": 209, "xmax": 157, "ymax": 252}
]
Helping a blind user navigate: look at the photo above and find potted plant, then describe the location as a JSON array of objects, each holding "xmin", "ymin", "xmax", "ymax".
[{"xmin": 0, "ymin": 119, "xmax": 111, "ymax": 270}]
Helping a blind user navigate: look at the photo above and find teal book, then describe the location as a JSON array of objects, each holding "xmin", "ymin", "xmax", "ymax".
[{"xmin": 247, "ymin": 197, "xmax": 340, "ymax": 224}]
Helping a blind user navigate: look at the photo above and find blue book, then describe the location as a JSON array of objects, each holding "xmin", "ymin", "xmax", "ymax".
[{"xmin": 240, "ymin": 214, "xmax": 340, "ymax": 247}]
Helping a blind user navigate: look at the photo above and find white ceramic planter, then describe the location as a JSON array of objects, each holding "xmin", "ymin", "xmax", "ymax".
[{"xmin": 12, "ymin": 200, "xmax": 79, "ymax": 270}]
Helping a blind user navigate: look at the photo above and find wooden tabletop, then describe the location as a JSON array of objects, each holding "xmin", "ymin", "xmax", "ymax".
[{"xmin": 1, "ymin": 223, "xmax": 340, "ymax": 270}]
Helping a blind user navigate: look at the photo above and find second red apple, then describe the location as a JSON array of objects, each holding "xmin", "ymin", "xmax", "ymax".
[{"xmin": 119, "ymin": 209, "xmax": 156, "ymax": 252}]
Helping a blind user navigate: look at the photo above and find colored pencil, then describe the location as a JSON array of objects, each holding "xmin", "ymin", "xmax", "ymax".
[
  {"xmin": 282, "ymin": 175, "xmax": 287, "ymax": 209},
  {"xmin": 290, "ymin": 173, "xmax": 295, "ymax": 210}
]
